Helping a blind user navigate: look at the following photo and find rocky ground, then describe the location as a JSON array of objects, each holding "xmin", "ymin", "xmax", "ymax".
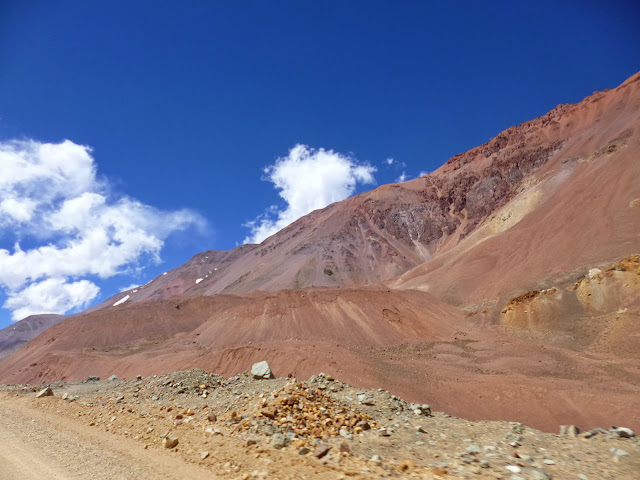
[{"xmin": 1, "ymin": 367, "xmax": 638, "ymax": 479}]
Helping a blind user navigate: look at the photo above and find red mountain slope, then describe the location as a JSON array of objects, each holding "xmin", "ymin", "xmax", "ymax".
[
  {"xmin": 91, "ymin": 72, "xmax": 640, "ymax": 314},
  {"xmin": 2, "ymin": 73, "xmax": 639, "ymax": 434}
]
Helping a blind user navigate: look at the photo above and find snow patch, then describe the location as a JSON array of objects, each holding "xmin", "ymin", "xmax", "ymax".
[
  {"xmin": 195, "ymin": 278, "xmax": 203, "ymax": 284},
  {"xmin": 113, "ymin": 295, "xmax": 130, "ymax": 307}
]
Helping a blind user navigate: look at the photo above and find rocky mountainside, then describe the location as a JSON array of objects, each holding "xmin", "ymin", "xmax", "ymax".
[
  {"xmin": 1, "ymin": 73, "xmax": 639, "ymax": 440},
  {"xmin": 94, "ymin": 72, "xmax": 640, "ymax": 320}
]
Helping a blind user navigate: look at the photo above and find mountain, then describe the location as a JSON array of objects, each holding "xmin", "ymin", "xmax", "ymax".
[
  {"xmin": 1, "ymin": 72, "xmax": 639, "ymax": 433},
  {"xmin": 94, "ymin": 72, "xmax": 639, "ymax": 315},
  {"xmin": 0, "ymin": 314, "xmax": 65, "ymax": 361}
]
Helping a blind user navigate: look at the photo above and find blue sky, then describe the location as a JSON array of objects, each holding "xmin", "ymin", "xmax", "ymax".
[{"xmin": 0, "ymin": 1, "xmax": 638, "ymax": 327}]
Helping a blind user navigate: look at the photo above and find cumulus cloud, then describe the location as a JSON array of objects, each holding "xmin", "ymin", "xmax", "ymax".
[
  {"xmin": 386, "ymin": 157, "xmax": 394, "ymax": 165},
  {"xmin": 244, "ymin": 144, "xmax": 375, "ymax": 244},
  {"xmin": 3, "ymin": 278, "xmax": 99, "ymax": 321},
  {"xmin": 0, "ymin": 139, "xmax": 204, "ymax": 321}
]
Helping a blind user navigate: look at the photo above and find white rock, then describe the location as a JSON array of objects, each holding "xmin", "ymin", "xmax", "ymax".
[
  {"xmin": 36, "ymin": 387, "xmax": 53, "ymax": 398},
  {"xmin": 251, "ymin": 361, "xmax": 273, "ymax": 379},
  {"xmin": 611, "ymin": 426, "xmax": 635, "ymax": 438},
  {"xmin": 588, "ymin": 268, "xmax": 602, "ymax": 278},
  {"xmin": 506, "ymin": 465, "xmax": 521, "ymax": 473}
]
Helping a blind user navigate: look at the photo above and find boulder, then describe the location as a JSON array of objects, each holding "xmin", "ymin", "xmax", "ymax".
[
  {"xmin": 251, "ymin": 361, "xmax": 273, "ymax": 380},
  {"xmin": 36, "ymin": 387, "xmax": 53, "ymax": 398}
]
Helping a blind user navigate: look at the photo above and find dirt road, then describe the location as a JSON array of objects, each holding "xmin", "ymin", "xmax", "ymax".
[{"xmin": 0, "ymin": 394, "xmax": 215, "ymax": 480}]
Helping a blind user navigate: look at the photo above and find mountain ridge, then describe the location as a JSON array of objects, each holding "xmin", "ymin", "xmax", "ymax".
[
  {"xmin": 90, "ymin": 71, "xmax": 640, "ymax": 314},
  {"xmin": 1, "ymin": 73, "xmax": 638, "ymax": 434}
]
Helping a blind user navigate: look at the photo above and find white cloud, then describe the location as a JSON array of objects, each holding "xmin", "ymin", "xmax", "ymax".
[
  {"xmin": 0, "ymin": 196, "xmax": 36, "ymax": 223},
  {"xmin": 395, "ymin": 172, "xmax": 408, "ymax": 182},
  {"xmin": 3, "ymin": 277, "xmax": 99, "ymax": 321},
  {"xmin": 0, "ymin": 139, "xmax": 204, "ymax": 321},
  {"xmin": 418, "ymin": 170, "xmax": 429, "ymax": 177},
  {"xmin": 244, "ymin": 144, "xmax": 375, "ymax": 244},
  {"xmin": 386, "ymin": 157, "xmax": 394, "ymax": 165}
]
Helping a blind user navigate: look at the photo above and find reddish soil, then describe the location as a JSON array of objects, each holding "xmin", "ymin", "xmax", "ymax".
[{"xmin": 2, "ymin": 286, "xmax": 640, "ymax": 434}]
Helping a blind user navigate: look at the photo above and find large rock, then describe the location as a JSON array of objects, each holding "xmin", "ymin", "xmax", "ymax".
[
  {"xmin": 251, "ymin": 361, "xmax": 273, "ymax": 380},
  {"xmin": 36, "ymin": 387, "xmax": 53, "ymax": 398}
]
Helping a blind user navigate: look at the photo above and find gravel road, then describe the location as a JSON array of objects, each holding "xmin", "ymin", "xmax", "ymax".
[{"xmin": 0, "ymin": 395, "xmax": 215, "ymax": 479}]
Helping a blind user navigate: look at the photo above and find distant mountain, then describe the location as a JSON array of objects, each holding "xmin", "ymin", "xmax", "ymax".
[{"xmin": 0, "ymin": 314, "xmax": 65, "ymax": 361}]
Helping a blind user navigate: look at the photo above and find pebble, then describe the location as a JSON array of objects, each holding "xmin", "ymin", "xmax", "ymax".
[
  {"xmin": 466, "ymin": 444, "xmax": 481, "ymax": 454},
  {"xmin": 271, "ymin": 433, "xmax": 289, "ymax": 449},
  {"xmin": 512, "ymin": 423, "xmax": 525, "ymax": 434},
  {"xmin": 611, "ymin": 447, "xmax": 629, "ymax": 462},
  {"xmin": 357, "ymin": 393, "xmax": 375, "ymax": 405},
  {"xmin": 610, "ymin": 426, "xmax": 635, "ymax": 438},
  {"xmin": 314, "ymin": 444, "xmax": 330, "ymax": 459},
  {"xmin": 370, "ymin": 454, "xmax": 382, "ymax": 465},
  {"xmin": 522, "ymin": 467, "xmax": 552, "ymax": 480},
  {"xmin": 559, "ymin": 425, "xmax": 579, "ymax": 438},
  {"xmin": 163, "ymin": 435, "xmax": 179, "ymax": 449}
]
